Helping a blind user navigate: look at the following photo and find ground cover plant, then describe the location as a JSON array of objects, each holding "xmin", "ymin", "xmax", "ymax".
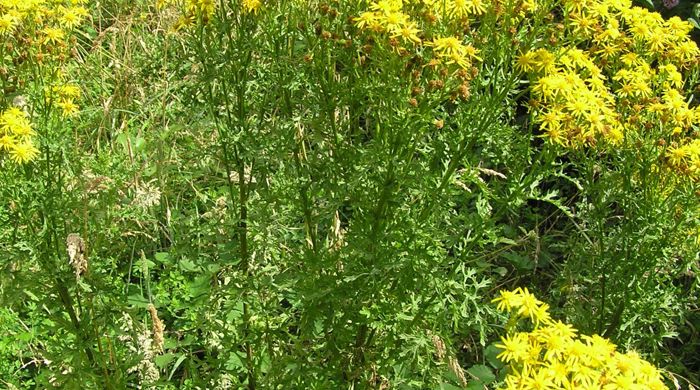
[{"xmin": 0, "ymin": 0, "xmax": 699, "ymax": 388}]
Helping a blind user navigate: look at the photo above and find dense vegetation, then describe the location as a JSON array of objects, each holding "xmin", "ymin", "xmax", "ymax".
[{"xmin": 0, "ymin": 0, "xmax": 699, "ymax": 388}]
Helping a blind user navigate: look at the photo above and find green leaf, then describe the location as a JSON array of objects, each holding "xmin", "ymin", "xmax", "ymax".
[
  {"xmin": 154, "ymin": 252, "xmax": 172, "ymax": 264},
  {"xmin": 502, "ymin": 252, "xmax": 534, "ymax": 271},
  {"xmin": 226, "ymin": 351, "xmax": 246, "ymax": 371},
  {"xmin": 436, "ymin": 384, "xmax": 463, "ymax": 390},
  {"xmin": 179, "ymin": 258, "xmax": 200, "ymax": 272},
  {"xmin": 168, "ymin": 354, "xmax": 188, "ymax": 381},
  {"xmin": 688, "ymin": 18, "xmax": 700, "ymax": 30},
  {"xmin": 484, "ymin": 344, "xmax": 505, "ymax": 369},
  {"xmin": 467, "ymin": 364, "xmax": 495, "ymax": 384},
  {"xmin": 127, "ymin": 294, "xmax": 150, "ymax": 308},
  {"xmin": 638, "ymin": 0, "xmax": 654, "ymax": 9},
  {"xmin": 154, "ymin": 353, "xmax": 176, "ymax": 369}
]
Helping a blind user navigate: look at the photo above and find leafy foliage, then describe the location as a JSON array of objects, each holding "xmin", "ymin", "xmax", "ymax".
[{"xmin": 0, "ymin": 0, "xmax": 698, "ymax": 388}]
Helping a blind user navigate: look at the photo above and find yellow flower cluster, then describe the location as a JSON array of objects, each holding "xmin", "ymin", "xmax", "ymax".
[
  {"xmin": 0, "ymin": 0, "xmax": 88, "ymax": 36},
  {"xmin": 0, "ymin": 107, "xmax": 39, "ymax": 164},
  {"xmin": 159, "ymin": 0, "xmax": 262, "ymax": 30},
  {"xmin": 157, "ymin": 0, "xmax": 216, "ymax": 29},
  {"xmin": 49, "ymin": 83, "xmax": 82, "ymax": 118},
  {"xmin": 518, "ymin": 0, "xmax": 700, "ymax": 179},
  {"xmin": 0, "ymin": 0, "xmax": 88, "ymax": 164},
  {"xmin": 666, "ymin": 139, "xmax": 700, "ymax": 177},
  {"xmin": 521, "ymin": 47, "xmax": 625, "ymax": 147},
  {"xmin": 492, "ymin": 288, "xmax": 669, "ymax": 390},
  {"xmin": 354, "ymin": 0, "xmax": 484, "ymax": 70}
]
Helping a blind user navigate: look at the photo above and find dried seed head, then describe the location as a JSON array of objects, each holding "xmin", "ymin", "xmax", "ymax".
[
  {"xmin": 428, "ymin": 79, "xmax": 444, "ymax": 90},
  {"xmin": 66, "ymin": 234, "xmax": 87, "ymax": 279},
  {"xmin": 329, "ymin": 210, "xmax": 345, "ymax": 252},
  {"xmin": 148, "ymin": 304, "xmax": 165, "ymax": 353},
  {"xmin": 431, "ymin": 334, "xmax": 446, "ymax": 361},
  {"xmin": 458, "ymin": 83, "xmax": 470, "ymax": 100},
  {"xmin": 448, "ymin": 357, "xmax": 467, "ymax": 387}
]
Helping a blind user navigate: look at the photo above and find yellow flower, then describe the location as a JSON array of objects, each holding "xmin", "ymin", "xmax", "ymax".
[
  {"xmin": 58, "ymin": 99, "xmax": 80, "ymax": 117},
  {"xmin": 667, "ymin": 145, "xmax": 688, "ymax": 167},
  {"xmin": 42, "ymin": 27, "xmax": 65, "ymax": 45},
  {"xmin": 524, "ymin": 368, "xmax": 556, "ymax": 390},
  {"xmin": 1, "ymin": 107, "xmax": 33, "ymax": 137},
  {"xmin": 0, "ymin": 13, "xmax": 18, "ymax": 35},
  {"xmin": 187, "ymin": 0, "xmax": 217, "ymax": 19},
  {"xmin": 496, "ymin": 332, "xmax": 529, "ymax": 364},
  {"xmin": 59, "ymin": 6, "xmax": 88, "ymax": 28},
  {"xmin": 492, "ymin": 289, "xmax": 521, "ymax": 312},
  {"xmin": 447, "ymin": 0, "xmax": 487, "ymax": 18},
  {"xmin": 533, "ymin": 49, "xmax": 556, "ymax": 74},
  {"xmin": 427, "ymin": 36, "xmax": 477, "ymax": 69},
  {"xmin": 495, "ymin": 289, "xmax": 669, "ymax": 390},
  {"xmin": 9, "ymin": 140, "xmax": 39, "ymax": 164},
  {"xmin": 355, "ymin": 12, "xmax": 381, "ymax": 30},
  {"xmin": 0, "ymin": 134, "xmax": 16, "ymax": 150},
  {"xmin": 390, "ymin": 22, "xmax": 421, "ymax": 44},
  {"xmin": 546, "ymin": 361, "xmax": 570, "ymax": 385},
  {"xmin": 516, "ymin": 51, "xmax": 538, "ymax": 73}
]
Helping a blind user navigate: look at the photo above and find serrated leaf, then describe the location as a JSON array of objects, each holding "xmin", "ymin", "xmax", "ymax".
[
  {"xmin": 127, "ymin": 294, "xmax": 150, "ymax": 307},
  {"xmin": 154, "ymin": 252, "xmax": 172, "ymax": 264},
  {"xmin": 179, "ymin": 258, "xmax": 199, "ymax": 272}
]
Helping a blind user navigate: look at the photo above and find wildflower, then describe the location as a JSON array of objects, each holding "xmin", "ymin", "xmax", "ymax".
[
  {"xmin": 524, "ymin": 368, "xmax": 556, "ymax": 390},
  {"xmin": 241, "ymin": 0, "xmax": 261, "ymax": 14},
  {"xmin": 496, "ymin": 332, "xmax": 529, "ymax": 363},
  {"xmin": 188, "ymin": 0, "xmax": 216, "ymax": 19},
  {"xmin": 447, "ymin": 0, "xmax": 487, "ymax": 18},
  {"xmin": 427, "ymin": 36, "xmax": 475, "ymax": 69},
  {"xmin": 492, "ymin": 289, "xmax": 521, "ymax": 312},
  {"xmin": 533, "ymin": 49, "xmax": 556, "ymax": 74},
  {"xmin": 42, "ymin": 27, "xmax": 65, "ymax": 45},
  {"xmin": 355, "ymin": 12, "xmax": 381, "ymax": 30},
  {"xmin": 516, "ymin": 51, "xmax": 538, "ymax": 73},
  {"xmin": 0, "ymin": 135, "xmax": 16, "ymax": 150},
  {"xmin": 1, "ymin": 107, "xmax": 34, "ymax": 137},
  {"xmin": 0, "ymin": 13, "xmax": 17, "ymax": 35},
  {"xmin": 59, "ymin": 7, "xmax": 89, "ymax": 28},
  {"xmin": 58, "ymin": 99, "xmax": 80, "ymax": 117},
  {"xmin": 667, "ymin": 145, "xmax": 688, "ymax": 166},
  {"xmin": 494, "ymin": 289, "xmax": 668, "ymax": 390},
  {"xmin": 390, "ymin": 22, "xmax": 421, "ymax": 44},
  {"xmin": 9, "ymin": 140, "xmax": 39, "ymax": 164}
]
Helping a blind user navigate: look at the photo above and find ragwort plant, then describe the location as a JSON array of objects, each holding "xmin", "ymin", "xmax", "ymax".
[
  {"xmin": 153, "ymin": 0, "xmax": 567, "ymax": 387},
  {"xmin": 0, "ymin": 0, "xmax": 114, "ymax": 388},
  {"xmin": 1, "ymin": 0, "xmax": 699, "ymax": 387},
  {"xmin": 510, "ymin": 0, "xmax": 700, "ymax": 374}
]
